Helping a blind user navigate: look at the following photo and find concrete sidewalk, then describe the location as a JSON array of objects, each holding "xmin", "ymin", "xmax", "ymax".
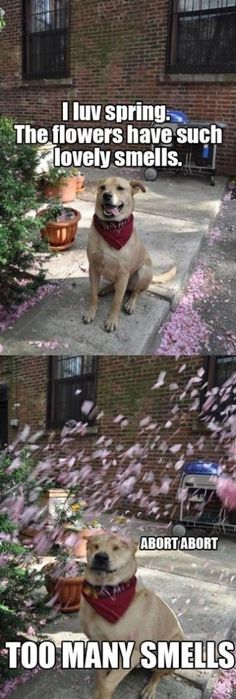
[
  {"xmin": 0, "ymin": 171, "xmax": 226, "ymax": 355},
  {"xmin": 6, "ymin": 526, "xmax": 236, "ymax": 699}
]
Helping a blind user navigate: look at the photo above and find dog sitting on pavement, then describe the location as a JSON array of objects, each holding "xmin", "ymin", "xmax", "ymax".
[
  {"xmin": 83, "ymin": 177, "xmax": 176, "ymax": 332},
  {"xmin": 80, "ymin": 532, "xmax": 184, "ymax": 699}
]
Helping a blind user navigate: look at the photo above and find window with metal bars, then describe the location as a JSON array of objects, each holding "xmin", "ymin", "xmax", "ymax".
[
  {"xmin": 200, "ymin": 356, "xmax": 236, "ymax": 422},
  {"xmin": 168, "ymin": 0, "xmax": 236, "ymax": 73},
  {"xmin": 47, "ymin": 356, "xmax": 97, "ymax": 427},
  {"xmin": 23, "ymin": 0, "xmax": 70, "ymax": 79}
]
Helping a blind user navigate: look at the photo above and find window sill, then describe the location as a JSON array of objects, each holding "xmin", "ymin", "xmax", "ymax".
[
  {"xmin": 46, "ymin": 424, "xmax": 98, "ymax": 435},
  {"xmin": 161, "ymin": 73, "xmax": 236, "ymax": 83},
  {"xmin": 20, "ymin": 77, "xmax": 73, "ymax": 87}
]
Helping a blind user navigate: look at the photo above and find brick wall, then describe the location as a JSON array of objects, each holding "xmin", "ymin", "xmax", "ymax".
[
  {"xmin": 0, "ymin": 355, "xmax": 234, "ymax": 520},
  {"xmin": 0, "ymin": 0, "xmax": 235, "ymax": 174},
  {"xmin": 0, "ymin": 356, "xmax": 48, "ymax": 443}
]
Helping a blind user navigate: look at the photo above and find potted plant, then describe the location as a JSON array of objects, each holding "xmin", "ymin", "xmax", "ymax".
[
  {"xmin": 55, "ymin": 499, "xmax": 104, "ymax": 558},
  {"xmin": 37, "ymin": 166, "xmax": 78, "ymax": 203},
  {"xmin": 44, "ymin": 548, "xmax": 85, "ymax": 613},
  {"xmin": 38, "ymin": 202, "xmax": 81, "ymax": 251}
]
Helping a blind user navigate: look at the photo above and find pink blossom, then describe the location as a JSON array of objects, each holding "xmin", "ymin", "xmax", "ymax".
[
  {"xmin": 216, "ymin": 478, "xmax": 236, "ymax": 511},
  {"xmin": 113, "ymin": 415, "xmax": 124, "ymax": 423},
  {"xmin": 81, "ymin": 400, "xmax": 94, "ymax": 415},
  {"xmin": 19, "ymin": 425, "xmax": 31, "ymax": 442},
  {"xmin": 159, "ymin": 477, "xmax": 171, "ymax": 494},
  {"xmin": 152, "ymin": 370, "xmax": 166, "ymax": 389},
  {"xmin": 120, "ymin": 477, "xmax": 136, "ymax": 496},
  {"xmin": 170, "ymin": 444, "xmax": 182, "ymax": 454}
]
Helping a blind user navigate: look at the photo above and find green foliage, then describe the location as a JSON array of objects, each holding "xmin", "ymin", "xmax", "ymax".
[
  {"xmin": 0, "ymin": 117, "xmax": 46, "ymax": 307},
  {"xmin": 0, "ymin": 451, "xmax": 46, "ymax": 680},
  {"xmin": 0, "ymin": 8, "xmax": 5, "ymax": 30},
  {"xmin": 38, "ymin": 164, "xmax": 76, "ymax": 188}
]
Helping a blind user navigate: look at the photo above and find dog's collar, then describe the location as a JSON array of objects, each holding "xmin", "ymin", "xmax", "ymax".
[
  {"xmin": 93, "ymin": 213, "xmax": 134, "ymax": 249},
  {"xmin": 82, "ymin": 575, "xmax": 137, "ymax": 623}
]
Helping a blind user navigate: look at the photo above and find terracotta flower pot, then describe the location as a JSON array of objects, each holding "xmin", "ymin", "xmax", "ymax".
[
  {"xmin": 76, "ymin": 174, "xmax": 85, "ymax": 195},
  {"xmin": 44, "ymin": 175, "xmax": 77, "ymax": 203},
  {"xmin": 39, "ymin": 208, "xmax": 81, "ymax": 251},
  {"xmin": 45, "ymin": 574, "xmax": 84, "ymax": 613},
  {"xmin": 73, "ymin": 528, "xmax": 105, "ymax": 558}
]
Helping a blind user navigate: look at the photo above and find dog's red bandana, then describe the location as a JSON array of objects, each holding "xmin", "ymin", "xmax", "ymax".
[
  {"xmin": 93, "ymin": 214, "xmax": 134, "ymax": 250},
  {"xmin": 82, "ymin": 575, "xmax": 137, "ymax": 623}
]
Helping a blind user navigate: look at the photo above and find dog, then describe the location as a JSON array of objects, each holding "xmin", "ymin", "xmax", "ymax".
[
  {"xmin": 80, "ymin": 532, "xmax": 184, "ymax": 699},
  {"xmin": 83, "ymin": 177, "xmax": 176, "ymax": 332}
]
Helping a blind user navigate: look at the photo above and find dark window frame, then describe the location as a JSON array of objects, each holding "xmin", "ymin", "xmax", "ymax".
[
  {"xmin": 167, "ymin": 0, "xmax": 236, "ymax": 74},
  {"xmin": 22, "ymin": 0, "xmax": 70, "ymax": 80},
  {"xmin": 200, "ymin": 356, "xmax": 236, "ymax": 421},
  {"xmin": 47, "ymin": 356, "xmax": 98, "ymax": 428},
  {"xmin": 0, "ymin": 385, "xmax": 8, "ymax": 449}
]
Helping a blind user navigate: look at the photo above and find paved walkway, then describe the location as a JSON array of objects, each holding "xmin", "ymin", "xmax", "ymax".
[{"xmin": 0, "ymin": 170, "xmax": 226, "ymax": 355}]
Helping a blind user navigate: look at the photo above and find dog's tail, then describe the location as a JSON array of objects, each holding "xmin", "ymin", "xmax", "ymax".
[{"xmin": 152, "ymin": 264, "xmax": 177, "ymax": 284}]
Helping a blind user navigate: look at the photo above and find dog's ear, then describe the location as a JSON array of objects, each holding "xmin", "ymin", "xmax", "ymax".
[
  {"xmin": 120, "ymin": 536, "xmax": 138, "ymax": 553},
  {"xmin": 130, "ymin": 180, "xmax": 146, "ymax": 195}
]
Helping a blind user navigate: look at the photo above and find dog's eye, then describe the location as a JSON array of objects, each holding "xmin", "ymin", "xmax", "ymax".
[
  {"xmin": 113, "ymin": 545, "xmax": 120, "ymax": 551},
  {"xmin": 117, "ymin": 186, "xmax": 124, "ymax": 192},
  {"xmin": 100, "ymin": 185, "xmax": 105, "ymax": 191},
  {"xmin": 94, "ymin": 544, "xmax": 99, "ymax": 550}
]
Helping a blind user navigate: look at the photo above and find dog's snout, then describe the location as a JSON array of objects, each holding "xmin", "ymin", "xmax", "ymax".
[
  {"xmin": 103, "ymin": 191, "xmax": 113, "ymax": 202},
  {"xmin": 94, "ymin": 551, "xmax": 109, "ymax": 565}
]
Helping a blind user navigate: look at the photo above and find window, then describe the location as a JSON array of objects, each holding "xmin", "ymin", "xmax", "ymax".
[
  {"xmin": 0, "ymin": 385, "xmax": 8, "ymax": 448},
  {"xmin": 47, "ymin": 356, "xmax": 97, "ymax": 427},
  {"xmin": 207, "ymin": 355, "xmax": 236, "ymax": 388},
  {"xmin": 23, "ymin": 0, "xmax": 70, "ymax": 79},
  {"xmin": 200, "ymin": 356, "xmax": 236, "ymax": 422},
  {"xmin": 168, "ymin": 0, "xmax": 236, "ymax": 73}
]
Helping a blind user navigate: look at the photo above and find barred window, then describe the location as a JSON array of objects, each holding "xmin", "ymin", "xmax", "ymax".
[
  {"xmin": 200, "ymin": 356, "xmax": 236, "ymax": 422},
  {"xmin": 168, "ymin": 0, "xmax": 236, "ymax": 73},
  {"xmin": 23, "ymin": 0, "xmax": 70, "ymax": 79},
  {"xmin": 47, "ymin": 357, "xmax": 97, "ymax": 427}
]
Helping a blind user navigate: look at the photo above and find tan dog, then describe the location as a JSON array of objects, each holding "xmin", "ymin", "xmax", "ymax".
[
  {"xmin": 83, "ymin": 177, "xmax": 176, "ymax": 332},
  {"xmin": 80, "ymin": 532, "xmax": 184, "ymax": 699}
]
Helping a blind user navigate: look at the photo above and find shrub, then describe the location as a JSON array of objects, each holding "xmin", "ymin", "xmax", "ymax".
[
  {"xmin": 0, "ymin": 117, "xmax": 46, "ymax": 307},
  {"xmin": 0, "ymin": 450, "xmax": 46, "ymax": 680}
]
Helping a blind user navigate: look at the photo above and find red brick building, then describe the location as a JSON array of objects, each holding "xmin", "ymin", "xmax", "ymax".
[
  {"xmin": 0, "ymin": 1, "xmax": 235, "ymax": 174},
  {"xmin": 0, "ymin": 355, "xmax": 235, "ymax": 520}
]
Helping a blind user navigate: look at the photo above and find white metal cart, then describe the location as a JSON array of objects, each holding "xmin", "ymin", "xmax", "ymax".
[
  {"xmin": 173, "ymin": 460, "xmax": 236, "ymax": 536},
  {"xmin": 144, "ymin": 110, "xmax": 226, "ymax": 186}
]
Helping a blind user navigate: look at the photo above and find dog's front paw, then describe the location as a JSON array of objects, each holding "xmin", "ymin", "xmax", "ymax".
[
  {"xmin": 123, "ymin": 297, "xmax": 136, "ymax": 315},
  {"xmin": 105, "ymin": 315, "xmax": 118, "ymax": 332},
  {"xmin": 141, "ymin": 684, "xmax": 157, "ymax": 699},
  {"xmin": 83, "ymin": 308, "xmax": 97, "ymax": 324}
]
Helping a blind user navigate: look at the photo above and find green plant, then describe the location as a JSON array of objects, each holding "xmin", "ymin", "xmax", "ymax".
[
  {"xmin": 0, "ymin": 8, "xmax": 5, "ymax": 30},
  {"xmin": 40, "ymin": 203, "xmax": 77, "ymax": 225},
  {"xmin": 0, "ymin": 117, "xmax": 46, "ymax": 307},
  {"xmin": 44, "ymin": 547, "xmax": 85, "ymax": 583},
  {"xmin": 54, "ymin": 498, "xmax": 86, "ymax": 529},
  {"xmin": 0, "ymin": 451, "xmax": 46, "ymax": 680},
  {"xmin": 38, "ymin": 165, "xmax": 77, "ymax": 188}
]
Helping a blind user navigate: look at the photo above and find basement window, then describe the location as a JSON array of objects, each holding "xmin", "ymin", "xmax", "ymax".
[
  {"xmin": 168, "ymin": 0, "xmax": 236, "ymax": 74},
  {"xmin": 22, "ymin": 0, "xmax": 70, "ymax": 79},
  {"xmin": 47, "ymin": 356, "xmax": 97, "ymax": 427}
]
